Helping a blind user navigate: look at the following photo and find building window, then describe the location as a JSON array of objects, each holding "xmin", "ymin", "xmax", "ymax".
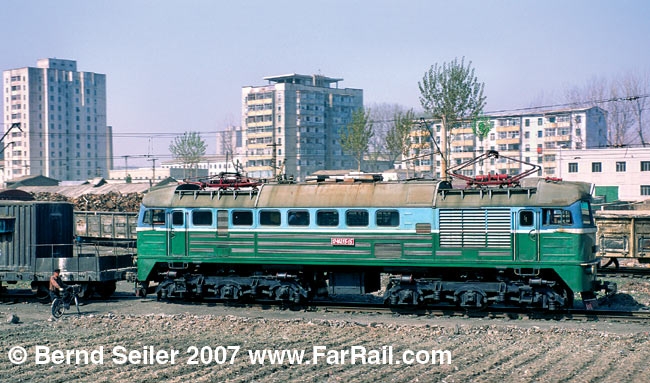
[
  {"xmin": 642, "ymin": 185, "xmax": 650, "ymax": 196},
  {"xmin": 641, "ymin": 161, "xmax": 650, "ymax": 172},
  {"xmin": 524, "ymin": 119, "xmax": 530, "ymax": 127},
  {"xmin": 537, "ymin": 118, "xmax": 543, "ymax": 125},
  {"xmin": 568, "ymin": 163, "xmax": 578, "ymax": 173},
  {"xmin": 537, "ymin": 131, "xmax": 542, "ymax": 138},
  {"xmin": 592, "ymin": 162, "xmax": 602, "ymax": 172},
  {"xmin": 616, "ymin": 161, "xmax": 626, "ymax": 172}
]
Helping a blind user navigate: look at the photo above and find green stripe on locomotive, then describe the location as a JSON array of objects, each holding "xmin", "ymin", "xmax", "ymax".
[{"xmin": 136, "ymin": 179, "xmax": 599, "ymax": 294}]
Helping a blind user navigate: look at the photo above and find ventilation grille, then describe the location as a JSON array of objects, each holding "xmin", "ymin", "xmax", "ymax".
[{"xmin": 439, "ymin": 209, "xmax": 511, "ymax": 248}]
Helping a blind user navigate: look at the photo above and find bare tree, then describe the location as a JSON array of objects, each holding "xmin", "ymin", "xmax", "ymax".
[
  {"xmin": 621, "ymin": 72, "xmax": 650, "ymax": 147},
  {"xmin": 366, "ymin": 103, "xmax": 407, "ymax": 169},
  {"xmin": 564, "ymin": 75, "xmax": 638, "ymax": 146},
  {"xmin": 218, "ymin": 127, "xmax": 240, "ymax": 173},
  {"xmin": 385, "ymin": 109, "xmax": 415, "ymax": 177},
  {"xmin": 339, "ymin": 108, "xmax": 374, "ymax": 172}
]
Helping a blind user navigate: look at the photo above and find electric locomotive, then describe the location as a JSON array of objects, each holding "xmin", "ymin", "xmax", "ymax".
[{"xmin": 135, "ymin": 174, "xmax": 615, "ymax": 311}]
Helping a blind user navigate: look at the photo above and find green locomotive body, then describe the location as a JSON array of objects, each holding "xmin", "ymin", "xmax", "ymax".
[{"xmin": 135, "ymin": 178, "xmax": 614, "ymax": 310}]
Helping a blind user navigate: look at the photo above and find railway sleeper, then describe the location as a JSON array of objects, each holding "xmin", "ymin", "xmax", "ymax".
[
  {"xmin": 155, "ymin": 273, "xmax": 310, "ymax": 303},
  {"xmin": 384, "ymin": 276, "xmax": 569, "ymax": 311}
]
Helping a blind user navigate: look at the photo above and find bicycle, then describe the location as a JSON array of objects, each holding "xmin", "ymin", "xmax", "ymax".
[{"xmin": 51, "ymin": 285, "xmax": 81, "ymax": 318}]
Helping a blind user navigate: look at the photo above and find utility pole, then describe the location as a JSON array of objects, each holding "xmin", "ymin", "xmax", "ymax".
[
  {"xmin": 267, "ymin": 142, "xmax": 280, "ymax": 179},
  {"xmin": 420, "ymin": 118, "xmax": 444, "ymax": 179},
  {"xmin": 147, "ymin": 157, "xmax": 157, "ymax": 184},
  {"xmin": 122, "ymin": 155, "xmax": 131, "ymax": 181}
]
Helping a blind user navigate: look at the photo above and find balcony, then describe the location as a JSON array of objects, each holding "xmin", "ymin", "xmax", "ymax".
[
  {"xmin": 544, "ymin": 135, "xmax": 572, "ymax": 142},
  {"xmin": 495, "ymin": 125, "xmax": 521, "ymax": 132},
  {"xmin": 246, "ymin": 131, "xmax": 273, "ymax": 138},
  {"xmin": 451, "ymin": 140, "xmax": 474, "ymax": 147},
  {"xmin": 496, "ymin": 138, "xmax": 520, "ymax": 145}
]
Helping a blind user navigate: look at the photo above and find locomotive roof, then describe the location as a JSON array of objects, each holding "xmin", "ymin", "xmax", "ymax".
[{"xmin": 142, "ymin": 178, "xmax": 592, "ymax": 209}]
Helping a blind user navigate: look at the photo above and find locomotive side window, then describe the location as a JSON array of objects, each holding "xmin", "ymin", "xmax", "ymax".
[
  {"xmin": 260, "ymin": 210, "xmax": 281, "ymax": 226},
  {"xmin": 232, "ymin": 210, "xmax": 253, "ymax": 226},
  {"xmin": 519, "ymin": 210, "xmax": 534, "ymax": 226},
  {"xmin": 288, "ymin": 210, "xmax": 309, "ymax": 226},
  {"xmin": 172, "ymin": 211, "xmax": 184, "ymax": 226},
  {"xmin": 346, "ymin": 210, "xmax": 369, "ymax": 227},
  {"xmin": 376, "ymin": 210, "xmax": 399, "ymax": 227},
  {"xmin": 542, "ymin": 209, "xmax": 573, "ymax": 225},
  {"xmin": 192, "ymin": 210, "xmax": 213, "ymax": 226},
  {"xmin": 317, "ymin": 210, "xmax": 339, "ymax": 226},
  {"xmin": 581, "ymin": 201, "xmax": 593, "ymax": 226},
  {"xmin": 143, "ymin": 209, "xmax": 165, "ymax": 225}
]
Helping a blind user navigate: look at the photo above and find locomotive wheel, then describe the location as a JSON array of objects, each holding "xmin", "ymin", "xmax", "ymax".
[{"xmin": 31, "ymin": 282, "xmax": 50, "ymax": 299}]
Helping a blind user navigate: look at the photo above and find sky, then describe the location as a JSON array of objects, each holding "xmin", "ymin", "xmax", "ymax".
[{"xmin": 1, "ymin": 0, "xmax": 649, "ymax": 167}]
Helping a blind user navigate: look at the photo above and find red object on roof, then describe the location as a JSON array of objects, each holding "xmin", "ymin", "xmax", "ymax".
[{"xmin": 182, "ymin": 172, "xmax": 261, "ymax": 190}]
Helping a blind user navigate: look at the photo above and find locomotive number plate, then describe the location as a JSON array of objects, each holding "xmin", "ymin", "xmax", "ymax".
[{"xmin": 331, "ymin": 237, "xmax": 355, "ymax": 246}]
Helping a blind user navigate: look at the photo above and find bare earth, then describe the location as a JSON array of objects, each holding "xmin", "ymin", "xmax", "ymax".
[{"xmin": 1, "ymin": 280, "xmax": 649, "ymax": 383}]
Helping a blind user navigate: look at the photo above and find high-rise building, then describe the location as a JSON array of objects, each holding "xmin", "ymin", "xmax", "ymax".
[
  {"xmin": 404, "ymin": 107, "xmax": 607, "ymax": 178},
  {"xmin": 2, "ymin": 58, "xmax": 109, "ymax": 184},
  {"xmin": 242, "ymin": 74, "xmax": 363, "ymax": 180}
]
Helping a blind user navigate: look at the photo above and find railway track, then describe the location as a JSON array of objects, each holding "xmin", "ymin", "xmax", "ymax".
[
  {"xmin": 3, "ymin": 287, "xmax": 649, "ymax": 323},
  {"xmin": 309, "ymin": 301, "xmax": 650, "ymax": 323},
  {"xmin": 598, "ymin": 266, "xmax": 650, "ymax": 278},
  {"xmin": 209, "ymin": 299, "xmax": 650, "ymax": 323}
]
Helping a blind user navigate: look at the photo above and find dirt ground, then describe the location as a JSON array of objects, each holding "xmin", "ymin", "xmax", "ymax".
[{"xmin": 1, "ymin": 279, "xmax": 649, "ymax": 383}]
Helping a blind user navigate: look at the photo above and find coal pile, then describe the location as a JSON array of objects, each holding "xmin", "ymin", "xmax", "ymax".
[{"xmin": 31, "ymin": 192, "xmax": 143, "ymax": 212}]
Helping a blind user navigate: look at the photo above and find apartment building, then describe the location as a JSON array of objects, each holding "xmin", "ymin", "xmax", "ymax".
[
  {"xmin": 560, "ymin": 147, "xmax": 650, "ymax": 201},
  {"xmin": 242, "ymin": 74, "xmax": 363, "ymax": 180},
  {"xmin": 1, "ymin": 58, "xmax": 110, "ymax": 185},
  {"xmin": 403, "ymin": 107, "xmax": 607, "ymax": 178}
]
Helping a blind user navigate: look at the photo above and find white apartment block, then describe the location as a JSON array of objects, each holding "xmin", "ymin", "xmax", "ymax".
[
  {"xmin": 2, "ymin": 58, "xmax": 110, "ymax": 185},
  {"xmin": 404, "ymin": 107, "xmax": 607, "ymax": 178},
  {"xmin": 560, "ymin": 147, "xmax": 650, "ymax": 202},
  {"xmin": 242, "ymin": 74, "xmax": 363, "ymax": 181}
]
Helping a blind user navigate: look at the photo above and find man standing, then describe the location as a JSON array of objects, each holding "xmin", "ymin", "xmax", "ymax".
[{"xmin": 49, "ymin": 269, "xmax": 66, "ymax": 301}]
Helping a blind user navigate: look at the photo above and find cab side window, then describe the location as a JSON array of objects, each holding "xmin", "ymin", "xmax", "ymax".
[
  {"xmin": 542, "ymin": 209, "xmax": 573, "ymax": 226},
  {"xmin": 143, "ymin": 209, "xmax": 166, "ymax": 225}
]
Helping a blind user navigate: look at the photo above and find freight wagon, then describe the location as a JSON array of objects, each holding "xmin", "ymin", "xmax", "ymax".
[
  {"xmin": 0, "ymin": 191, "xmax": 134, "ymax": 298},
  {"xmin": 594, "ymin": 210, "xmax": 650, "ymax": 263},
  {"xmin": 74, "ymin": 210, "xmax": 138, "ymax": 246}
]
